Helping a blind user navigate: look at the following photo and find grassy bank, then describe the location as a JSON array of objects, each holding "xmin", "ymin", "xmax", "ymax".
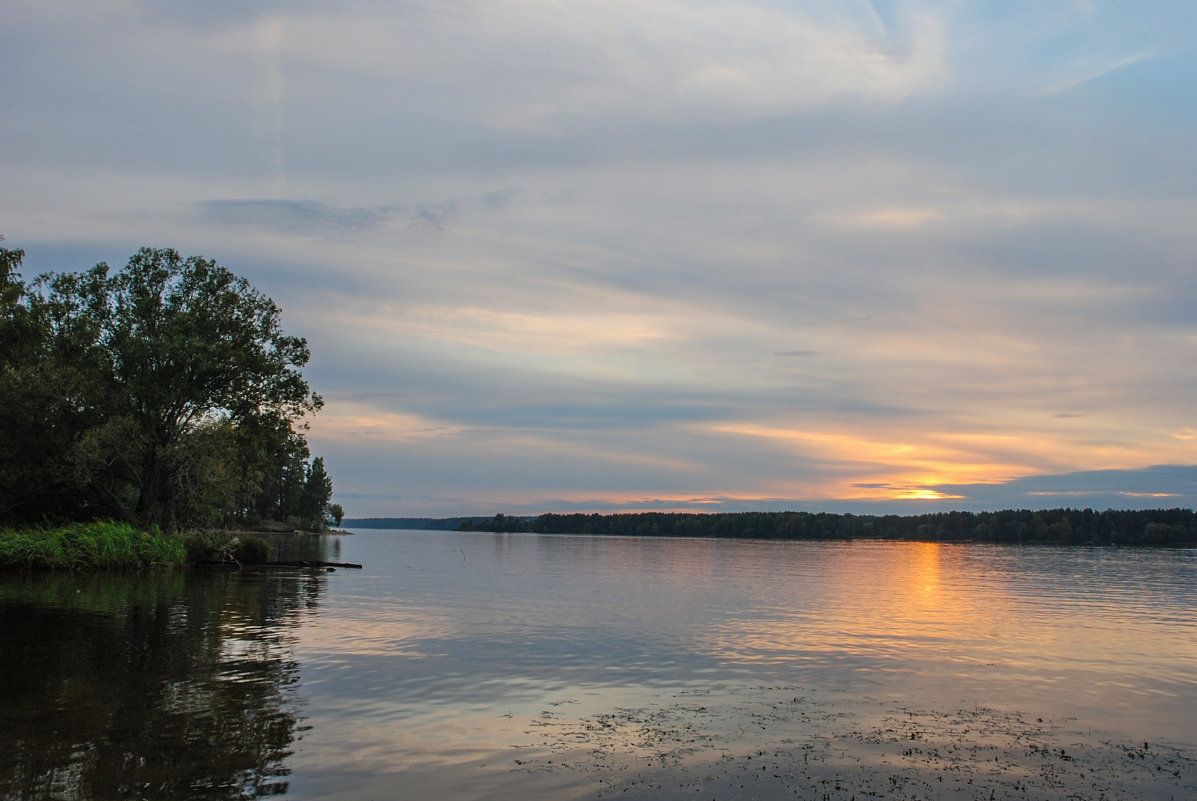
[{"xmin": 0, "ymin": 521, "xmax": 186, "ymax": 570}]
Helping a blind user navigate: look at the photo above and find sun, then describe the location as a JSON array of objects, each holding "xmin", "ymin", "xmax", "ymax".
[{"xmin": 894, "ymin": 488, "xmax": 965, "ymax": 501}]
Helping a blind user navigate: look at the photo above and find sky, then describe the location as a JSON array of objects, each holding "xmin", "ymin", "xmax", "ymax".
[{"xmin": 4, "ymin": 0, "xmax": 1197, "ymax": 518}]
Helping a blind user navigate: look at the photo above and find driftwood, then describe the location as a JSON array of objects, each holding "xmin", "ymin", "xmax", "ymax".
[{"xmin": 197, "ymin": 559, "xmax": 363, "ymax": 570}]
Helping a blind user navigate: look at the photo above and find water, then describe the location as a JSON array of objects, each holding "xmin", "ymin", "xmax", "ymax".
[{"xmin": 2, "ymin": 532, "xmax": 1196, "ymax": 800}]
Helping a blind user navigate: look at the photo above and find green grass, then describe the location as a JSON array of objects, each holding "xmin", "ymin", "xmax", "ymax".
[{"xmin": 0, "ymin": 521, "xmax": 186, "ymax": 571}]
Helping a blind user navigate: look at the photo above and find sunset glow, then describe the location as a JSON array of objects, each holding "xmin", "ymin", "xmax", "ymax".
[{"xmin": 5, "ymin": 2, "xmax": 1196, "ymax": 516}]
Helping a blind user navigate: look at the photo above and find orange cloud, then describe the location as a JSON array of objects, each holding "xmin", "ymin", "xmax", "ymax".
[{"xmin": 702, "ymin": 422, "xmax": 1029, "ymax": 501}]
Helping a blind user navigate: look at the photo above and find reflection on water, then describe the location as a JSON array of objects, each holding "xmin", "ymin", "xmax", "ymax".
[
  {"xmin": 3, "ymin": 532, "xmax": 1196, "ymax": 801},
  {"xmin": 0, "ymin": 535, "xmax": 335, "ymax": 801},
  {"xmin": 285, "ymin": 533, "xmax": 1197, "ymax": 800}
]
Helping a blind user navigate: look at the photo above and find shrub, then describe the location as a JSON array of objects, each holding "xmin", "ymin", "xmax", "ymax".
[{"xmin": 181, "ymin": 532, "xmax": 271, "ymax": 565}]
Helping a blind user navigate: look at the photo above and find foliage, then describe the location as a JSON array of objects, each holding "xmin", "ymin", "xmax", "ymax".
[
  {"xmin": 0, "ymin": 521, "xmax": 186, "ymax": 570},
  {"xmin": 344, "ymin": 516, "xmax": 491, "ymax": 530},
  {"xmin": 0, "ymin": 242, "xmax": 339, "ymax": 532},
  {"xmin": 461, "ymin": 508, "xmax": 1197, "ymax": 546},
  {"xmin": 181, "ymin": 531, "xmax": 271, "ymax": 565}
]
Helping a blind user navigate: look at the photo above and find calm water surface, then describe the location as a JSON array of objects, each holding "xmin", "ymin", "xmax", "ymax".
[{"xmin": 3, "ymin": 531, "xmax": 1196, "ymax": 800}]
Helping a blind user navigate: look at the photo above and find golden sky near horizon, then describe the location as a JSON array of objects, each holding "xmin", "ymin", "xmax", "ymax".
[{"xmin": 5, "ymin": 1, "xmax": 1196, "ymax": 516}]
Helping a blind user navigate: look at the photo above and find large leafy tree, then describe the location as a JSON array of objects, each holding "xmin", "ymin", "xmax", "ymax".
[
  {"xmin": 1, "ymin": 245, "xmax": 331, "ymax": 531},
  {"xmin": 98, "ymin": 248, "xmax": 322, "ymax": 529},
  {"xmin": 0, "ymin": 242, "xmax": 77, "ymax": 521}
]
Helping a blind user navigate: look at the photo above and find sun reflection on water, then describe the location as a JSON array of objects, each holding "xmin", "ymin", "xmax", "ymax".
[{"xmin": 278, "ymin": 532, "xmax": 1197, "ymax": 801}]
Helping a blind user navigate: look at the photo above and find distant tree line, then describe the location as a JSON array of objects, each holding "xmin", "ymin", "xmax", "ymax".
[
  {"xmin": 456, "ymin": 513, "xmax": 536, "ymax": 533},
  {"xmin": 0, "ymin": 242, "xmax": 342, "ymax": 532},
  {"xmin": 459, "ymin": 508, "xmax": 1197, "ymax": 545},
  {"xmin": 343, "ymin": 516, "xmax": 497, "ymax": 531}
]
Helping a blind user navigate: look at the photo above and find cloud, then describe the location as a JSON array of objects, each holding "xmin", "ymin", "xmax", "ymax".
[
  {"xmin": 924, "ymin": 465, "xmax": 1197, "ymax": 511},
  {"xmin": 285, "ymin": 1, "xmax": 947, "ymax": 129},
  {"xmin": 254, "ymin": 16, "xmax": 286, "ymax": 192},
  {"xmin": 195, "ymin": 199, "xmax": 462, "ymax": 240},
  {"xmin": 332, "ymin": 464, "xmax": 1197, "ymax": 519},
  {"xmin": 199, "ymin": 199, "xmax": 394, "ymax": 236},
  {"xmin": 6, "ymin": 1, "xmax": 1197, "ymax": 518},
  {"xmin": 821, "ymin": 205, "xmax": 945, "ymax": 231},
  {"xmin": 1038, "ymin": 51, "xmax": 1157, "ymax": 95}
]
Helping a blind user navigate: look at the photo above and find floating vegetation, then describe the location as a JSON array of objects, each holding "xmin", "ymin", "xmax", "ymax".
[{"xmin": 510, "ymin": 685, "xmax": 1196, "ymax": 800}]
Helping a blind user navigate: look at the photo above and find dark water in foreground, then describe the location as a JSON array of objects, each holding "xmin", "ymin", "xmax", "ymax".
[{"xmin": 2, "ymin": 532, "xmax": 1195, "ymax": 800}]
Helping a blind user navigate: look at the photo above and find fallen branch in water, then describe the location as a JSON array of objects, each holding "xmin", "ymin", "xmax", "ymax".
[{"xmin": 196, "ymin": 559, "xmax": 362, "ymax": 570}]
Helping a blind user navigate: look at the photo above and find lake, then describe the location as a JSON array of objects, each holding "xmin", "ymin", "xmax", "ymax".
[{"xmin": 2, "ymin": 531, "xmax": 1195, "ymax": 800}]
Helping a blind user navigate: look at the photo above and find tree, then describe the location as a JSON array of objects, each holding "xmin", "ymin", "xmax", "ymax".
[
  {"xmin": 0, "ymin": 242, "xmax": 38, "ymax": 518},
  {"xmin": 0, "ymin": 238, "xmax": 26, "ymax": 325},
  {"xmin": 297, "ymin": 457, "xmax": 334, "ymax": 530},
  {"xmin": 96, "ymin": 248, "xmax": 322, "ymax": 529},
  {"xmin": 244, "ymin": 416, "xmax": 299, "ymax": 522},
  {"xmin": 2, "ymin": 245, "xmax": 331, "ymax": 531},
  {"xmin": 0, "ymin": 242, "xmax": 96, "ymax": 522}
]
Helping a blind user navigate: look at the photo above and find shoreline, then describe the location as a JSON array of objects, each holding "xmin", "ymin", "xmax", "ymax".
[
  {"xmin": 0, "ymin": 522, "xmax": 353, "ymax": 572},
  {"xmin": 0, "ymin": 522, "xmax": 185, "ymax": 571}
]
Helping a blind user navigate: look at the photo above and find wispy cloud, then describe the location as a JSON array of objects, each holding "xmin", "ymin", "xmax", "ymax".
[
  {"xmin": 254, "ymin": 16, "xmax": 287, "ymax": 193},
  {"xmin": 196, "ymin": 199, "xmax": 461, "ymax": 240},
  {"xmin": 5, "ymin": 1, "xmax": 1197, "ymax": 516},
  {"xmin": 925, "ymin": 465, "xmax": 1197, "ymax": 511},
  {"xmin": 1037, "ymin": 51, "xmax": 1157, "ymax": 95}
]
